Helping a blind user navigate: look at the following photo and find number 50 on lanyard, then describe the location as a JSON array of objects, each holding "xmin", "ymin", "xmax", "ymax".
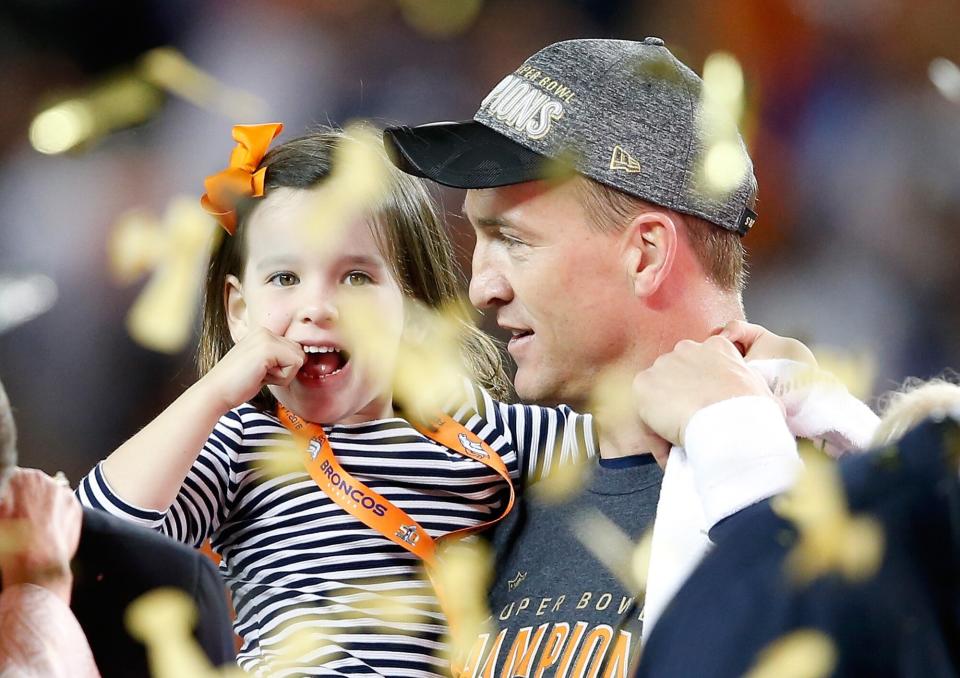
[{"xmin": 276, "ymin": 404, "xmax": 515, "ymax": 665}]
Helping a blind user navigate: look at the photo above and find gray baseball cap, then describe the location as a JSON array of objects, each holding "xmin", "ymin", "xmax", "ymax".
[{"xmin": 384, "ymin": 38, "xmax": 758, "ymax": 235}]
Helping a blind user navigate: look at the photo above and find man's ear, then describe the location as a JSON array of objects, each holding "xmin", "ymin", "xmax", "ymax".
[
  {"xmin": 621, "ymin": 211, "xmax": 679, "ymax": 298},
  {"xmin": 225, "ymin": 274, "xmax": 249, "ymax": 343}
]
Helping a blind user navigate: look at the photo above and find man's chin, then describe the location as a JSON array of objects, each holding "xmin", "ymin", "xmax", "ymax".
[{"xmin": 513, "ymin": 369, "xmax": 564, "ymax": 406}]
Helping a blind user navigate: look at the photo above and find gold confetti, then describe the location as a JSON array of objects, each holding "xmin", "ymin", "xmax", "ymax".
[
  {"xmin": 111, "ymin": 196, "xmax": 219, "ymax": 353},
  {"xmin": 393, "ymin": 299, "xmax": 471, "ymax": 423},
  {"xmin": 571, "ymin": 508, "xmax": 646, "ymax": 594},
  {"xmin": 773, "ymin": 445, "xmax": 884, "ymax": 584},
  {"xmin": 433, "ymin": 539, "xmax": 494, "ymax": 668},
  {"xmin": 0, "ymin": 519, "xmax": 31, "ymax": 555},
  {"xmin": 301, "ymin": 123, "xmax": 392, "ymax": 250},
  {"xmin": 697, "ymin": 52, "xmax": 748, "ymax": 195},
  {"xmin": 338, "ymin": 293, "xmax": 403, "ymax": 385},
  {"xmin": 630, "ymin": 528, "xmax": 654, "ymax": 595},
  {"xmin": 528, "ymin": 457, "xmax": 592, "ymax": 505},
  {"xmin": 929, "ymin": 57, "xmax": 960, "ymax": 104},
  {"xmin": 0, "ymin": 274, "xmax": 58, "ymax": 334},
  {"xmin": 587, "ymin": 366, "xmax": 637, "ymax": 437},
  {"xmin": 397, "ymin": 0, "xmax": 484, "ymax": 38},
  {"xmin": 139, "ymin": 47, "xmax": 268, "ymax": 120},
  {"xmin": 110, "ymin": 209, "xmax": 167, "ymax": 284},
  {"xmin": 744, "ymin": 629, "xmax": 837, "ymax": 678},
  {"xmin": 538, "ymin": 147, "xmax": 581, "ymax": 186},
  {"xmin": 125, "ymin": 588, "xmax": 245, "ymax": 678},
  {"xmin": 809, "ymin": 345, "xmax": 876, "ymax": 401},
  {"xmin": 30, "ymin": 75, "xmax": 163, "ymax": 155},
  {"xmin": 252, "ymin": 437, "xmax": 304, "ymax": 480}
]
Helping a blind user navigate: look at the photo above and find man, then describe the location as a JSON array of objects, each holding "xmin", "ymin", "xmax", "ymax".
[
  {"xmin": 0, "ymin": 376, "xmax": 236, "ymax": 677},
  {"xmin": 0, "ymin": 380, "xmax": 99, "ymax": 677},
  {"xmin": 385, "ymin": 38, "xmax": 800, "ymax": 673}
]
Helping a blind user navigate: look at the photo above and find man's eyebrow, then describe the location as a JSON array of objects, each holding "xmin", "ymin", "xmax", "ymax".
[{"xmin": 471, "ymin": 216, "xmax": 516, "ymax": 231}]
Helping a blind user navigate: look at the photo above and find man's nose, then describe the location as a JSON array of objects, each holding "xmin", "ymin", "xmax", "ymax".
[{"xmin": 469, "ymin": 253, "xmax": 512, "ymax": 311}]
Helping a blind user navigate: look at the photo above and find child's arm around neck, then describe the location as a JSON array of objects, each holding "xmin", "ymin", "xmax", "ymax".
[{"xmin": 101, "ymin": 327, "xmax": 304, "ymax": 511}]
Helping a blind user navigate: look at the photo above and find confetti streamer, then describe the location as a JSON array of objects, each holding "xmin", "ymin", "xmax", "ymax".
[
  {"xmin": 0, "ymin": 274, "xmax": 58, "ymax": 335},
  {"xmin": 630, "ymin": 528, "xmax": 654, "ymax": 595},
  {"xmin": 697, "ymin": 52, "xmax": 749, "ymax": 195},
  {"xmin": 397, "ymin": 0, "xmax": 484, "ymax": 38},
  {"xmin": 528, "ymin": 458, "xmax": 593, "ymax": 505},
  {"xmin": 301, "ymin": 123, "xmax": 393, "ymax": 250},
  {"xmin": 587, "ymin": 366, "xmax": 637, "ymax": 439},
  {"xmin": 125, "ymin": 588, "xmax": 245, "ymax": 678},
  {"xmin": 139, "ymin": 47, "xmax": 268, "ymax": 120},
  {"xmin": 433, "ymin": 539, "xmax": 494, "ymax": 667},
  {"xmin": 30, "ymin": 48, "xmax": 267, "ymax": 156},
  {"xmin": 111, "ymin": 196, "xmax": 219, "ymax": 353},
  {"xmin": 773, "ymin": 445, "xmax": 885, "ymax": 584},
  {"xmin": 0, "ymin": 519, "xmax": 31, "ymax": 556},
  {"xmin": 809, "ymin": 346, "xmax": 876, "ymax": 401},
  {"xmin": 251, "ymin": 437, "xmax": 304, "ymax": 481},
  {"xmin": 929, "ymin": 58, "xmax": 960, "ymax": 104},
  {"xmin": 744, "ymin": 628, "xmax": 837, "ymax": 678},
  {"xmin": 29, "ymin": 75, "xmax": 163, "ymax": 155},
  {"xmin": 393, "ymin": 299, "xmax": 471, "ymax": 424},
  {"xmin": 571, "ymin": 508, "xmax": 648, "ymax": 594}
]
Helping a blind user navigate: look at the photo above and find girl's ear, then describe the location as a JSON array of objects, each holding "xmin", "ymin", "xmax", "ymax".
[
  {"xmin": 225, "ymin": 274, "xmax": 248, "ymax": 342},
  {"xmin": 621, "ymin": 211, "xmax": 679, "ymax": 299}
]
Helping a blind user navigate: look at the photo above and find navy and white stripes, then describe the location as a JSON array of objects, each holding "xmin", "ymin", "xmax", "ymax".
[{"xmin": 78, "ymin": 388, "xmax": 595, "ymax": 676}]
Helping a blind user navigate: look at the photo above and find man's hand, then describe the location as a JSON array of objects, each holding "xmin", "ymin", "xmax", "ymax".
[
  {"xmin": 0, "ymin": 468, "xmax": 82, "ymax": 604},
  {"xmin": 719, "ymin": 320, "xmax": 818, "ymax": 367},
  {"xmin": 633, "ymin": 336, "xmax": 776, "ymax": 466}
]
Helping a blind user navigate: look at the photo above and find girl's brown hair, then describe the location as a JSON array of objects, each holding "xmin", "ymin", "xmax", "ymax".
[{"xmin": 197, "ymin": 126, "xmax": 510, "ymax": 406}]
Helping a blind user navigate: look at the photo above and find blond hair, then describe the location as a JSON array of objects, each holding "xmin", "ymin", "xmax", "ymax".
[{"xmin": 872, "ymin": 376, "xmax": 960, "ymax": 448}]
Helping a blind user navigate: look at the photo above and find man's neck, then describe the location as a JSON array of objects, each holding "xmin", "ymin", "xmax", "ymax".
[{"xmin": 593, "ymin": 292, "xmax": 745, "ymax": 460}]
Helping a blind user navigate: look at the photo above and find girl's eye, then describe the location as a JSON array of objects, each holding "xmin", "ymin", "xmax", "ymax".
[
  {"xmin": 268, "ymin": 272, "xmax": 299, "ymax": 287},
  {"xmin": 343, "ymin": 271, "xmax": 373, "ymax": 287}
]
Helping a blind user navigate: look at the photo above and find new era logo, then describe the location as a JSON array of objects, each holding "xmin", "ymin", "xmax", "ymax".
[{"xmin": 610, "ymin": 146, "xmax": 641, "ymax": 173}]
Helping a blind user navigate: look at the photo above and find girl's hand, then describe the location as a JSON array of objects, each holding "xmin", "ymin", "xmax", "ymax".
[
  {"xmin": 718, "ymin": 320, "xmax": 818, "ymax": 368},
  {"xmin": 203, "ymin": 327, "xmax": 304, "ymax": 411}
]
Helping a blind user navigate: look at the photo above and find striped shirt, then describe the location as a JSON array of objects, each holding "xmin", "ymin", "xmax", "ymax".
[{"xmin": 78, "ymin": 385, "xmax": 596, "ymax": 676}]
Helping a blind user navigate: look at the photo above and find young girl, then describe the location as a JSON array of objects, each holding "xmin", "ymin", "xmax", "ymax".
[{"xmin": 78, "ymin": 124, "xmax": 596, "ymax": 677}]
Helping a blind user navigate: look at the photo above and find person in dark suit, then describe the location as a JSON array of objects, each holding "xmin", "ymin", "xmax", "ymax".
[
  {"xmin": 630, "ymin": 338, "xmax": 960, "ymax": 677},
  {"xmin": 71, "ymin": 507, "xmax": 237, "ymax": 677},
  {"xmin": 0, "ymin": 374, "xmax": 236, "ymax": 677}
]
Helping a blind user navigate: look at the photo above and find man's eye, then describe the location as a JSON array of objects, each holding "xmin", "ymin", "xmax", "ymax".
[
  {"xmin": 501, "ymin": 233, "xmax": 526, "ymax": 248},
  {"xmin": 343, "ymin": 271, "xmax": 373, "ymax": 287},
  {"xmin": 268, "ymin": 272, "xmax": 299, "ymax": 287}
]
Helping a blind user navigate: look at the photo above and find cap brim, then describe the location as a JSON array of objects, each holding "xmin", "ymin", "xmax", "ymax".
[{"xmin": 384, "ymin": 121, "xmax": 549, "ymax": 189}]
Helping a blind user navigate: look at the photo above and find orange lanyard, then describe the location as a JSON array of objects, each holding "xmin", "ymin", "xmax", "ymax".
[{"xmin": 276, "ymin": 404, "xmax": 515, "ymax": 566}]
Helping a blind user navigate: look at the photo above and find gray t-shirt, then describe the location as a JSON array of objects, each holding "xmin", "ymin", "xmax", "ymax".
[{"xmin": 467, "ymin": 455, "xmax": 662, "ymax": 676}]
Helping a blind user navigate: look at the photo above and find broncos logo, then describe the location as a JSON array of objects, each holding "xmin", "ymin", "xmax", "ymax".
[{"xmin": 458, "ymin": 433, "xmax": 489, "ymax": 459}]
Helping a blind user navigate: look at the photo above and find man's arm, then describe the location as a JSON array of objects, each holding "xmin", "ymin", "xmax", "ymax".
[{"xmin": 0, "ymin": 468, "xmax": 100, "ymax": 677}]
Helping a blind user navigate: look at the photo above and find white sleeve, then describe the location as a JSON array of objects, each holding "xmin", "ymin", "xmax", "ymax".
[{"xmin": 683, "ymin": 395, "xmax": 802, "ymax": 528}]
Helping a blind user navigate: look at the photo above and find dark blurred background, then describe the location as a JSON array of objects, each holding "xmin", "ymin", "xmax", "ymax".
[{"xmin": 1, "ymin": 0, "xmax": 958, "ymax": 481}]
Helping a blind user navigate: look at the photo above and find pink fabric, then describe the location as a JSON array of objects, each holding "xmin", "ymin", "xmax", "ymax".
[{"xmin": 0, "ymin": 584, "xmax": 100, "ymax": 677}]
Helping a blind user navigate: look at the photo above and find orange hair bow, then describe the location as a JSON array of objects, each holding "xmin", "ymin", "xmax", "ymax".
[{"xmin": 200, "ymin": 123, "xmax": 284, "ymax": 235}]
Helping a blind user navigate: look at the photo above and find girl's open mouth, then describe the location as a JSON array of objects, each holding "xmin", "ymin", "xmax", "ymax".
[{"xmin": 298, "ymin": 346, "xmax": 350, "ymax": 381}]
